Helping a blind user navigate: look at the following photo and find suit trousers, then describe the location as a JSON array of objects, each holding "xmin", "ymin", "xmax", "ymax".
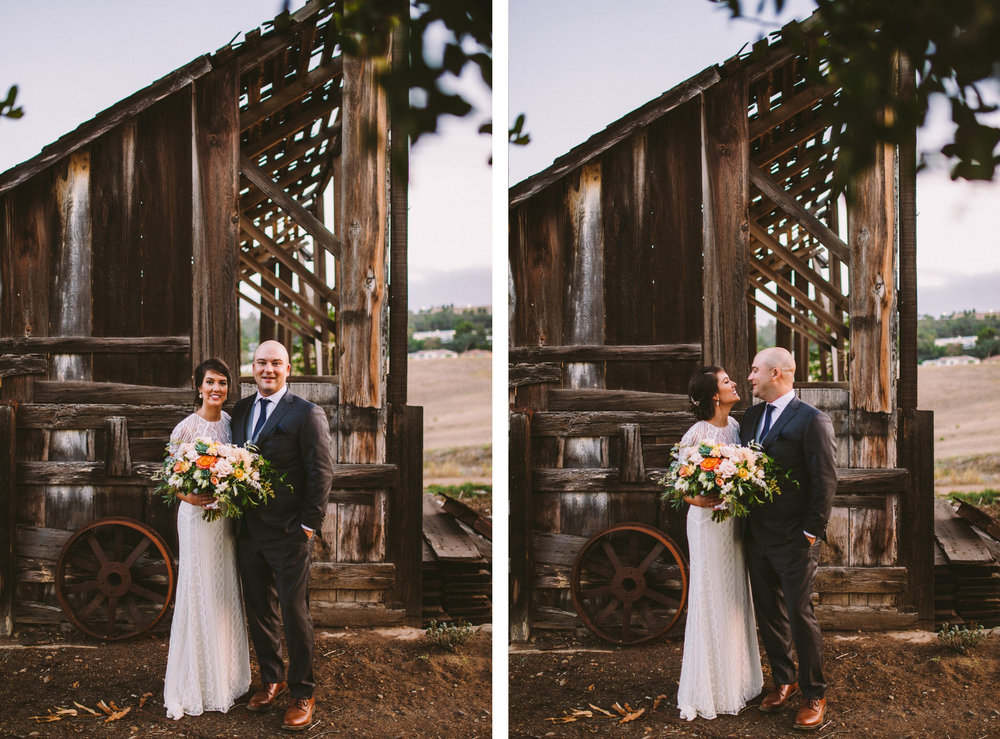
[
  {"xmin": 237, "ymin": 530, "xmax": 315, "ymax": 698},
  {"xmin": 746, "ymin": 537, "xmax": 826, "ymax": 699}
]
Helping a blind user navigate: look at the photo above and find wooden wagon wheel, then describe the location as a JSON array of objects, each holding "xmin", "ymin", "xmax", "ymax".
[
  {"xmin": 55, "ymin": 517, "xmax": 175, "ymax": 640},
  {"xmin": 571, "ymin": 522, "xmax": 688, "ymax": 645}
]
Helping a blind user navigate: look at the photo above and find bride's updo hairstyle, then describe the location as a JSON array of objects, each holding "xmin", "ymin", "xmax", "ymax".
[
  {"xmin": 687, "ymin": 365, "xmax": 724, "ymax": 422},
  {"xmin": 193, "ymin": 357, "xmax": 234, "ymax": 406}
]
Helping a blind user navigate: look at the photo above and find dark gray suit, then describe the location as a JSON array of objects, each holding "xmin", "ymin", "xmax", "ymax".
[
  {"xmin": 740, "ymin": 396, "xmax": 836, "ymax": 700},
  {"xmin": 232, "ymin": 390, "xmax": 334, "ymax": 700}
]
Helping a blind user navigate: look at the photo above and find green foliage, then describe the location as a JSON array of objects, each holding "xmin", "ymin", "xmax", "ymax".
[
  {"xmin": 301, "ymin": 0, "xmax": 490, "ymax": 145},
  {"xmin": 950, "ymin": 489, "xmax": 1000, "ymax": 507},
  {"xmin": 1, "ymin": 85, "xmax": 23, "ymax": 120},
  {"xmin": 425, "ymin": 619, "xmax": 475, "ymax": 652},
  {"xmin": 936, "ymin": 622, "xmax": 990, "ymax": 654},
  {"xmin": 917, "ymin": 311, "xmax": 1000, "ymax": 360},
  {"xmin": 409, "ymin": 305, "xmax": 491, "ymax": 353},
  {"xmin": 426, "ymin": 482, "xmax": 492, "ymax": 499},
  {"xmin": 717, "ymin": 0, "xmax": 1000, "ymax": 184}
]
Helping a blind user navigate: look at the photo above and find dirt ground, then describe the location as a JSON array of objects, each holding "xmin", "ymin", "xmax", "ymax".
[
  {"xmin": 407, "ymin": 354, "xmax": 491, "ymax": 452},
  {"xmin": 0, "ymin": 625, "xmax": 491, "ymax": 738},
  {"xmin": 509, "ymin": 627, "xmax": 1000, "ymax": 737}
]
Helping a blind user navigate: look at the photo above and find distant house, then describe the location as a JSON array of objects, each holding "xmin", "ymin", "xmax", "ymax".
[
  {"xmin": 922, "ymin": 355, "xmax": 981, "ymax": 366},
  {"xmin": 413, "ymin": 329, "xmax": 456, "ymax": 343},
  {"xmin": 409, "ymin": 349, "xmax": 458, "ymax": 360},
  {"xmin": 933, "ymin": 336, "xmax": 978, "ymax": 350},
  {"xmin": 983, "ymin": 355, "xmax": 1000, "ymax": 364}
]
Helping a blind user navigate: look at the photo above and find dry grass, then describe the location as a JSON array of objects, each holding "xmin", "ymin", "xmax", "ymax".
[
  {"xmin": 919, "ymin": 362, "xmax": 1000, "ymax": 494},
  {"xmin": 408, "ymin": 354, "xmax": 491, "ymax": 485}
]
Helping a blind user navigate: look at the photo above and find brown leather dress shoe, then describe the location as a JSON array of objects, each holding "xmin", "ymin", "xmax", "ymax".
[
  {"xmin": 758, "ymin": 682, "xmax": 800, "ymax": 712},
  {"xmin": 282, "ymin": 697, "xmax": 315, "ymax": 731},
  {"xmin": 247, "ymin": 681, "xmax": 288, "ymax": 712},
  {"xmin": 794, "ymin": 697, "xmax": 827, "ymax": 730}
]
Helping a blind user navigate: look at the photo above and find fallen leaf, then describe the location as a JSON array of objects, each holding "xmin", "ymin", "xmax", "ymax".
[
  {"xmin": 620, "ymin": 707, "xmax": 646, "ymax": 724},
  {"xmin": 29, "ymin": 714, "xmax": 62, "ymax": 723},
  {"xmin": 589, "ymin": 703, "xmax": 614, "ymax": 717},
  {"xmin": 652, "ymin": 694, "xmax": 667, "ymax": 710},
  {"xmin": 105, "ymin": 706, "xmax": 131, "ymax": 724},
  {"xmin": 611, "ymin": 702, "xmax": 628, "ymax": 716},
  {"xmin": 73, "ymin": 701, "xmax": 100, "ymax": 716},
  {"xmin": 139, "ymin": 692, "xmax": 152, "ymax": 708},
  {"xmin": 586, "ymin": 683, "xmax": 595, "ymax": 691},
  {"xmin": 56, "ymin": 708, "xmax": 78, "ymax": 716},
  {"xmin": 109, "ymin": 700, "xmax": 120, "ymax": 711},
  {"xmin": 545, "ymin": 715, "xmax": 578, "ymax": 724},
  {"xmin": 624, "ymin": 702, "xmax": 635, "ymax": 712},
  {"xmin": 570, "ymin": 709, "xmax": 593, "ymax": 718},
  {"xmin": 96, "ymin": 700, "xmax": 113, "ymax": 715},
  {"xmin": 71, "ymin": 682, "xmax": 80, "ymax": 689}
]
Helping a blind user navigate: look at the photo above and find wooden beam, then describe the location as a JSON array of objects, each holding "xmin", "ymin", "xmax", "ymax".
[
  {"xmin": 747, "ymin": 283, "xmax": 842, "ymax": 349},
  {"xmin": 750, "ymin": 221, "xmax": 848, "ymax": 312},
  {"xmin": 749, "ymin": 82, "xmax": 832, "ymax": 140},
  {"xmin": 192, "ymin": 58, "xmax": 241, "ymax": 387},
  {"xmin": 235, "ymin": 4, "xmax": 325, "ymax": 73},
  {"xmin": 239, "ymin": 251, "xmax": 337, "ymax": 325},
  {"xmin": 0, "ymin": 404, "xmax": 15, "ymax": 635},
  {"xmin": 752, "ymin": 115, "xmax": 830, "ymax": 168},
  {"xmin": 241, "ymin": 154, "xmax": 342, "ymax": 259},
  {"xmin": 510, "ymin": 412, "xmax": 532, "ymax": 641},
  {"xmin": 388, "ymin": 17, "xmax": 410, "ymax": 409},
  {"xmin": 749, "ymin": 165, "xmax": 849, "ymax": 262},
  {"xmin": 33, "ymin": 381, "xmax": 191, "ymax": 405},
  {"xmin": 702, "ymin": 70, "xmax": 750, "ymax": 406},
  {"xmin": 0, "ymin": 336, "xmax": 189, "ymax": 353},
  {"xmin": 242, "ymin": 94, "xmax": 342, "ymax": 159},
  {"xmin": 385, "ymin": 404, "xmax": 423, "ymax": 625},
  {"xmin": 508, "ymin": 344, "xmax": 701, "ymax": 363},
  {"xmin": 508, "ymin": 363, "xmax": 561, "ymax": 388},
  {"xmin": 237, "ymin": 283, "xmax": 323, "ymax": 341},
  {"xmin": 749, "ymin": 256, "xmax": 848, "ymax": 336},
  {"xmin": 240, "ymin": 59, "xmax": 344, "ymax": 131},
  {"xmin": 0, "ymin": 354, "xmax": 47, "ymax": 378},
  {"xmin": 309, "ymin": 562, "xmax": 395, "ymax": 590},
  {"xmin": 547, "ymin": 389, "xmax": 689, "ymax": 412},
  {"xmin": 16, "ymin": 404, "xmax": 191, "ymax": 429},
  {"xmin": 240, "ymin": 217, "xmax": 336, "ymax": 298}
]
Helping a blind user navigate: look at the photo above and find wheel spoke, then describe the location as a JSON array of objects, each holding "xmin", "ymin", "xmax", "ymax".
[
  {"xmin": 644, "ymin": 588, "xmax": 680, "ymax": 608},
  {"xmin": 123, "ymin": 595, "xmax": 141, "ymax": 626},
  {"xmin": 638, "ymin": 601, "xmax": 660, "ymax": 634},
  {"xmin": 592, "ymin": 597, "xmax": 621, "ymax": 626},
  {"xmin": 600, "ymin": 539, "xmax": 624, "ymax": 571},
  {"xmin": 620, "ymin": 600, "xmax": 632, "ymax": 641},
  {"xmin": 79, "ymin": 591, "xmax": 106, "ymax": 618},
  {"xmin": 105, "ymin": 595, "xmax": 119, "ymax": 636},
  {"xmin": 636, "ymin": 542, "xmax": 665, "ymax": 575},
  {"xmin": 86, "ymin": 534, "xmax": 109, "ymax": 567},
  {"xmin": 123, "ymin": 537, "xmax": 151, "ymax": 569},
  {"xmin": 132, "ymin": 562, "xmax": 168, "ymax": 579},
  {"xmin": 129, "ymin": 582, "xmax": 166, "ymax": 604},
  {"xmin": 113, "ymin": 529, "xmax": 125, "ymax": 562},
  {"xmin": 580, "ymin": 559, "xmax": 616, "ymax": 580},
  {"xmin": 65, "ymin": 554, "xmax": 100, "ymax": 574}
]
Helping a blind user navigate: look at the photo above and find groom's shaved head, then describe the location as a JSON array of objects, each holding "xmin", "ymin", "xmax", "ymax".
[
  {"xmin": 749, "ymin": 346, "xmax": 796, "ymax": 402},
  {"xmin": 255, "ymin": 340, "xmax": 290, "ymax": 364},
  {"xmin": 757, "ymin": 347, "xmax": 795, "ymax": 376}
]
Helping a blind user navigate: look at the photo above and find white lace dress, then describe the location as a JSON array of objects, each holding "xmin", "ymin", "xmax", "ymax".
[
  {"xmin": 676, "ymin": 417, "xmax": 763, "ymax": 720},
  {"xmin": 163, "ymin": 412, "xmax": 250, "ymax": 719}
]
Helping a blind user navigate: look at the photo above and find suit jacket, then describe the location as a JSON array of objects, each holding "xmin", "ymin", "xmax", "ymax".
[
  {"xmin": 231, "ymin": 390, "xmax": 335, "ymax": 542},
  {"xmin": 740, "ymin": 395, "xmax": 837, "ymax": 543}
]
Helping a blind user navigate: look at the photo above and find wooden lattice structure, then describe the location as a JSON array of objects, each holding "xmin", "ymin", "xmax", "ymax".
[
  {"xmin": 509, "ymin": 19, "xmax": 934, "ymax": 639},
  {"xmin": 0, "ymin": 1, "xmax": 423, "ymax": 635}
]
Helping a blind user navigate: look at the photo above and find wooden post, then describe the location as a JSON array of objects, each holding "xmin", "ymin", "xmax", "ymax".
[
  {"xmin": 702, "ymin": 71, "xmax": 750, "ymax": 404},
  {"xmin": 618, "ymin": 424, "xmax": 645, "ymax": 483},
  {"xmin": 386, "ymin": 404, "xmax": 423, "ymax": 625},
  {"xmin": 192, "ymin": 60, "xmax": 240, "ymax": 385},
  {"xmin": 897, "ymin": 54, "xmax": 918, "ymax": 412},
  {"xmin": 0, "ymin": 403, "xmax": 15, "ymax": 635},
  {"xmin": 103, "ymin": 417, "xmax": 131, "ymax": 477},
  {"xmin": 510, "ymin": 411, "xmax": 533, "ymax": 641},
  {"xmin": 335, "ymin": 41, "xmax": 390, "ymax": 590},
  {"xmin": 388, "ymin": 15, "xmax": 409, "ymax": 409},
  {"xmin": 899, "ymin": 409, "xmax": 934, "ymax": 626}
]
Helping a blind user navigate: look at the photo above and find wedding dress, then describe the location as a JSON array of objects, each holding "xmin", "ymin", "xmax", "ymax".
[
  {"xmin": 163, "ymin": 412, "xmax": 250, "ymax": 719},
  {"xmin": 676, "ymin": 417, "xmax": 763, "ymax": 720}
]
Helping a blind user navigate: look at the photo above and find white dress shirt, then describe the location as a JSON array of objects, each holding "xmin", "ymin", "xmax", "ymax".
[
  {"xmin": 249, "ymin": 385, "xmax": 288, "ymax": 438},
  {"xmin": 758, "ymin": 390, "xmax": 816, "ymax": 542}
]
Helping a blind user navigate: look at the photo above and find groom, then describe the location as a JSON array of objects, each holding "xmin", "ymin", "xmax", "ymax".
[
  {"xmin": 233, "ymin": 340, "xmax": 334, "ymax": 731},
  {"xmin": 741, "ymin": 347, "xmax": 836, "ymax": 731}
]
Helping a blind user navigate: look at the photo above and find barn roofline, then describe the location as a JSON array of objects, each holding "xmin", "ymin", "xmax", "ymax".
[
  {"xmin": 0, "ymin": 1, "xmax": 326, "ymax": 195},
  {"xmin": 509, "ymin": 13, "xmax": 823, "ymax": 209}
]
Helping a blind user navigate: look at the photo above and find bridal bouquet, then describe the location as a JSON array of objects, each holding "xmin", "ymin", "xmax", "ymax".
[
  {"xmin": 655, "ymin": 439, "xmax": 785, "ymax": 522},
  {"xmin": 154, "ymin": 438, "xmax": 278, "ymax": 522}
]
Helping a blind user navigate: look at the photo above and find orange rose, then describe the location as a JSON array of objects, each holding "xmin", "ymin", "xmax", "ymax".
[
  {"xmin": 678, "ymin": 465, "xmax": 694, "ymax": 478},
  {"xmin": 173, "ymin": 461, "xmax": 186, "ymax": 472},
  {"xmin": 210, "ymin": 476, "xmax": 220, "ymax": 485},
  {"xmin": 715, "ymin": 476, "xmax": 725, "ymax": 486},
  {"xmin": 700, "ymin": 457, "xmax": 721, "ymax": 472},
  {"xmin": 195, "ymin": 455, "xmax": 218, "ymax": 470}
]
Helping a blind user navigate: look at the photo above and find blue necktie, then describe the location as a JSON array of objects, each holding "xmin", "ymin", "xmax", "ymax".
[
  {"xmin": 251, "ymin": 398, "xmax": 270, "ymax": 441},
  {"xmin": 758, "ymin": 403, "xmax": 775, "ymax": 442}
]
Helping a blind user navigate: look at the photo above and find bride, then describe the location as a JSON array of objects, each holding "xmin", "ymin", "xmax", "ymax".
[
  {"xmin": 163, "ymin": 357, "xmax": 250, "ymax": 719},
  {"xmin": 675, "ymin": 365, "xmax": 763, "ymax": 721}
]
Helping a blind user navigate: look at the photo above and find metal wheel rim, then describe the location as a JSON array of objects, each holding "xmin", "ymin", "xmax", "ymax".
[
  {"xmin": 55, "ymin": 516, "xmax": 175, "ymax": 640},
  {"xmin": 571, "ymin": 522, "xmax": 688, "ymax": 645}
]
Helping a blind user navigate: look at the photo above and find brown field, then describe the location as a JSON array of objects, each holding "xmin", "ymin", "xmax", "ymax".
[
  {"xmin": 408, "ymin": 354, "xmax": 492, "ymax": 485},
  {"xmin": 918, "ymin": 362, "xmax": 1000, "ymax": 493}
]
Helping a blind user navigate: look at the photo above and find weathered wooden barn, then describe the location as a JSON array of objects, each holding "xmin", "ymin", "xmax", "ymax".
[
  {"xmin": 509, "ymin": 20, "xmax": 934, "ymax": 640},
  {"xmin": 0, "ymin": 1, "xmax": 424, "ymax": 637}
]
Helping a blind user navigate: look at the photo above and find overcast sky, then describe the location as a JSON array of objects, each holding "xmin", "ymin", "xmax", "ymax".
[
  {"xmin": 509, "ymin": 0, "xmax": 1000, "ymax": 317},
  {"xmin": 0, "ymin": 0, "xmax": 491, "ymax": 311}
]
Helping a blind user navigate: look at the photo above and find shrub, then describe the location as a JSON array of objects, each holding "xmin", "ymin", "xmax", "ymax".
[
  {"xmin": 937, "ymin": 622, "xmax": 989, "ymax": 654},
  {"xmin": 426, "ymin": 620, "xmax": 475, "ymax": 652}
]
